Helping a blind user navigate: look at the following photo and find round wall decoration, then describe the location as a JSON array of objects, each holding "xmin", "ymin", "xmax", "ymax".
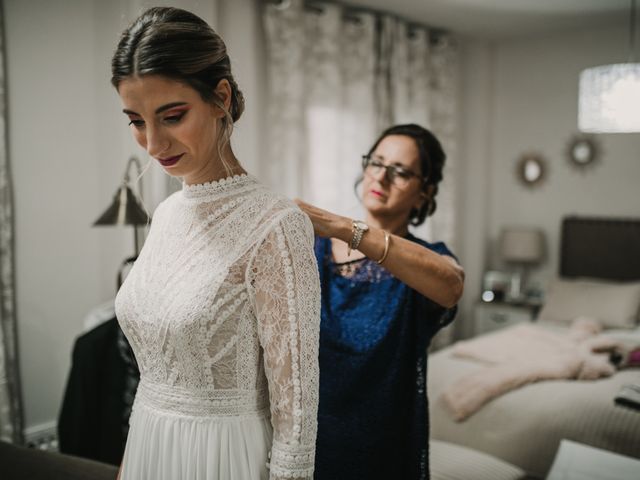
[
  {"xmin": 516, "ymin": 152, "xmax": 547, "ymax": 187},
  {"xmin": 566, "ymin": 134, "xmax": 601, "ymax": 171}
]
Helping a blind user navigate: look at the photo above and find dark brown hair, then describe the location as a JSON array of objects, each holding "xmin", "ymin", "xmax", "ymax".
[
  {"xmin": 358, "ymin": 124, "xmax": 446, "ymax": 226},
  {"xmin": 111, "ymin": 7, "xmax": 244, "ymax": 168}
]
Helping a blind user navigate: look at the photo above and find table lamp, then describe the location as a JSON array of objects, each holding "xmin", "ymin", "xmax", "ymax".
[{"xmin": 500, "ymin": 227, "xmax": 545, "ymax": 302}]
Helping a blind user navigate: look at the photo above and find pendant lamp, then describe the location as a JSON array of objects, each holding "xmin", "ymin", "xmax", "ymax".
[{"xmin": 578, "ymin": 0, "xmax": 640, "ymax": 133}]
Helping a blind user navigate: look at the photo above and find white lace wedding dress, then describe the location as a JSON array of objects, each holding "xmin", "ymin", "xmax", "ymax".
[{"xmin": 115, "ymin": 174, "xmax": 320, "ymax": 480}]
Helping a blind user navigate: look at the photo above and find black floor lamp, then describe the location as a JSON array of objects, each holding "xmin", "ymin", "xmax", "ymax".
[{"xmin": 93, "ymin": 156, "xmax": 151, "ymax": 288}]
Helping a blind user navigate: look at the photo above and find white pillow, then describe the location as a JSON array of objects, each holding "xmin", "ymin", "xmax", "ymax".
[{"xmin": 538, "ymin": 278, "xmax": 640, "ymax": 329}]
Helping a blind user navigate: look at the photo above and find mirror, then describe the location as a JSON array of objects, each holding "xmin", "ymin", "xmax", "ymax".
[
  {"xmin": 567, "ymin": 135, "xmax": 600, "ymax": 170},
  {"xmin": 516, "ymin": 152, "xmax": 546, "ymax": 187}
]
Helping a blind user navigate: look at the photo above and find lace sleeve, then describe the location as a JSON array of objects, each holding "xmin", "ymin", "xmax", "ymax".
[{"xmin": 247, "ymin": 209, "xmax": 320, "ymax": 480}]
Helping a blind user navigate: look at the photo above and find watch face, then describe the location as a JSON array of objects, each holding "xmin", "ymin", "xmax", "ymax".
[{"xmin": 355, "ymin": 221, "xmax": 369, "ymax": 231}]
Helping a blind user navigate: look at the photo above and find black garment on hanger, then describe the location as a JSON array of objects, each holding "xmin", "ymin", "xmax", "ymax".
[{"xmin": 58, "ymin": 317, "xmax": 139, "ymax": 465}]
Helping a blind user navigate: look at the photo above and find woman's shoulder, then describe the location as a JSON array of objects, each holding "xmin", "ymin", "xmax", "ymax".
[
  {"xmin": 257, "ymin": 187, "xmax": 297, "ymax": 212},
  {"xmin": 244, "ymin": 184, "xmax": 313, "ymax": 242},
  {"xmin": 253, "ymin": 185, "xmax": 307, "ymax": 222}
]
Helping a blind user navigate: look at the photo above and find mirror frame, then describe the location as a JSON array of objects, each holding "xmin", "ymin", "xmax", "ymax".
[
  {"xmin": 516, "ymin": 152, "xmax": 547, "ymax": 187},
  {"xmin": 566, "ymin": 134, "xmax": 600, "ymax": 170}
]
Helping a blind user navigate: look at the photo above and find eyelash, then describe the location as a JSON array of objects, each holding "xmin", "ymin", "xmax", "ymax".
[
  {"xmin": 164, "ymin": 112, "xmax": 186, "ymax": 124},
  {"xmin": 127, "ymin": 112, "xmax": 187, "ymax": 128}
]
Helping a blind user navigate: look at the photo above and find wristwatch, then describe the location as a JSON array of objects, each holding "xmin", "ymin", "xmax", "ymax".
[{"xmin": 348, "ymin": 220, "xmax": 369, "ymax": 256}]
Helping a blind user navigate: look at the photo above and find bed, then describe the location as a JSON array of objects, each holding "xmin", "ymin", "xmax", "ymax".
[{"xmin": 428, "ymin": 216, "xmax": 640, "ymax": 479}]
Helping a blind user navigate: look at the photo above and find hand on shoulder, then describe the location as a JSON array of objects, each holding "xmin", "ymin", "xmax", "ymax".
[{"xmin": 294, "ymin": 198, "xmax": 350, "ymax": 240}]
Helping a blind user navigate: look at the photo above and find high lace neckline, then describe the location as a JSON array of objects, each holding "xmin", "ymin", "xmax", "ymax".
[{"xmin": 181, "ymin": 173, "xmax": 255, "ymax": 199}]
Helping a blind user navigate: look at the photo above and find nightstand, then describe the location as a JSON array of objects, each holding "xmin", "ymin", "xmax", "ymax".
[{"xmin": 473, "ymin": 301, "xmax": 538, "ymax": 336}]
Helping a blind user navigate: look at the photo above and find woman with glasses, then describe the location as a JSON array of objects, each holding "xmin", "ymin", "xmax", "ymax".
[{"xmin": 296, "ymin": 124, "xmax": 464, "ymax": 480}]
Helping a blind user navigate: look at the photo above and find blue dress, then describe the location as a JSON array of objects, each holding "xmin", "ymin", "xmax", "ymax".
[{"xmin": 313, "ymin": 234, "xmax": 457, "ymax": 480}]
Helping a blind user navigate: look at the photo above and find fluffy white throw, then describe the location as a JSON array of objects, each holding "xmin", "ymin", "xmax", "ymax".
[{"xmin": 441, "ymin": 318, "xmax": 622, "ymax": 421}]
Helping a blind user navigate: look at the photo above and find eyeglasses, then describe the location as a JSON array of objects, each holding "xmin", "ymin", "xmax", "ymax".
[{"xmin": 361, "ymin": 154, "xmax": 424, "ymax": 188}]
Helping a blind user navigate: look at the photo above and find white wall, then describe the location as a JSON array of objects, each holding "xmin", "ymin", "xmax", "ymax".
[
  {"xmin": 457, "ymin": 21, "xmax": 640, "ymax": 335},
  {"xmin": 218, "ymin": 0, "xmax": 266, "ymax": 177},
  {"xmin": 7, "ymin": 0, "xmax": 117, "ymax": 431},
  {"xmin": 456, "ymin": 38, "xmax": 495, "ymax": 338}
]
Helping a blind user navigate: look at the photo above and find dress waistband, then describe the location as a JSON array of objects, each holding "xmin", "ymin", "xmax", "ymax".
[{"xmin": 135, "ymin": 378, "xmax": 269, "ymax": 417}]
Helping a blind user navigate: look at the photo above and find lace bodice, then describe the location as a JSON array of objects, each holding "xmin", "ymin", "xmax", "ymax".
[{"xmin": 115, "ymin": 174, "xmax": 320, "ymax": 479}]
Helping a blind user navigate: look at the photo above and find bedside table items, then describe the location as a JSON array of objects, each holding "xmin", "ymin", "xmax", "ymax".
[
  {"xmin": 481, "ymin": 270, "xmax": 512, "ymax": 303},
  {"xmin": 481, "ymin": 272, "xmax": 544, "ymax": 306},
  {"xmin": 480, "ymin": 290, "xmax": 496, "ymax": 303},
  {"xmin": 500, "ymin": 227, "xmax": 546, "ymax": 303},
  {"xmin": 475, "ymin": 225, "xmax": 546, "ymax": 335}
]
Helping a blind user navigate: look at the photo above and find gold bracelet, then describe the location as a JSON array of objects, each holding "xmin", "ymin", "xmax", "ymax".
[{"xmin": 377, "ymin": 231, "xmax": 390, "ymax": 264}]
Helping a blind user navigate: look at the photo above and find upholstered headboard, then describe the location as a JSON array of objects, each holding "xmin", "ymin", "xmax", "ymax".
[{"xmin": 560, "ymin": 216, "xmax": 640, "ymax": 281}]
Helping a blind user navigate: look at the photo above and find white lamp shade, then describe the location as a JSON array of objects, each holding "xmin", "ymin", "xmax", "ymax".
[
  {"xmin": 500, "ymin": 228, "xmax": 545, "ymax": 264},
  {"xmin": 578, "ymin": 63, "xmax": 640, "ymax": 133}
]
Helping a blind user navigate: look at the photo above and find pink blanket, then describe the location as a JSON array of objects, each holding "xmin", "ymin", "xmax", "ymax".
[{"xmin": 440, "ymin": 319, "xmax": 622, "ymax": 421}]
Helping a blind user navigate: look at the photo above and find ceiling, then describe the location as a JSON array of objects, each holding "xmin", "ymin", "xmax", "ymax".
[{"xmin": 343, "ymin": 0, "xmax": 631, "ymax": 39}]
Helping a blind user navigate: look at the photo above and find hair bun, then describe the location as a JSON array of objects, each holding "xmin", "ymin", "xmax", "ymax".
[{"xmin": 228, "ymin": 78, "xmax": 245, "ymax": 123}]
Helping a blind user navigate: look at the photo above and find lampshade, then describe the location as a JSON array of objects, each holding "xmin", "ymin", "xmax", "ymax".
[
  {"xmin": 500, "ymin": 228, "xmax": 545, "ymax": 264},
  {"xmin": 93, "ymin": 184, "xmax": 150, "ymax": 226},
  {"xmin": 93, "ymin": 156, "xmax": 150, "ymax": 258},
  {"xmin": 578, "ymin": 63, "xmax": 640, "ymax": 133}
]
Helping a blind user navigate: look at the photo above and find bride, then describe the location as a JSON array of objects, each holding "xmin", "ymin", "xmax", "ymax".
[{"xmin": 111, "ymin": 7, "xmax": 320, "ymax": 479}]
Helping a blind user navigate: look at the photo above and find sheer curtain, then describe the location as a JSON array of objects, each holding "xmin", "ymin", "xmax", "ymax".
[
  {"xmin": 262, "ymin": 0, "xmax": 460, "ymax": 346},
  {"xmin": 0, "ymin": 2, "xmax": 24, "ymax": 443}
]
